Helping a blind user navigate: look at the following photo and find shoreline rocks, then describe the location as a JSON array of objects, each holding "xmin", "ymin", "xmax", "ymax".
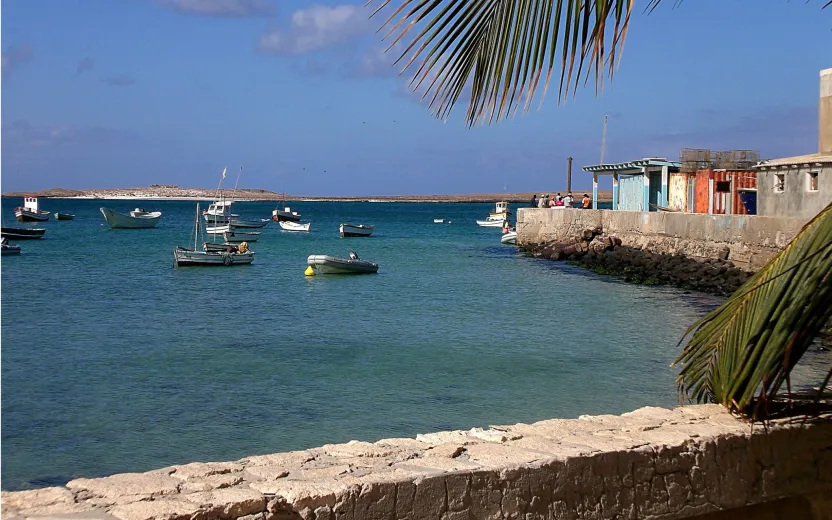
[{"xmin": 524, "ymin": 228, "xmax": 753, "ymax": 296}]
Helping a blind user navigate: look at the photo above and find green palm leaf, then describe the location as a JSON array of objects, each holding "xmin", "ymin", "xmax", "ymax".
[{"xmin": 673, "ymin": 203, "xmax": 832, "ymax": 418}]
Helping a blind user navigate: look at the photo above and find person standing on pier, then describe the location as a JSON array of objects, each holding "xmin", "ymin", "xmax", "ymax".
[
  {"xmin": 582, "ymin": 194, "xmax": 591, "ymax": 209},
  {"xmin": 530, "ymin": 193, "xmax": 538, "ymax": 208}
]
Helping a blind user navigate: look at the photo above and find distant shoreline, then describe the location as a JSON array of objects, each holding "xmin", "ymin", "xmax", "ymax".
[{"xmin": 2, "ymin": 187, "xmax": 613, "ymax": 203}]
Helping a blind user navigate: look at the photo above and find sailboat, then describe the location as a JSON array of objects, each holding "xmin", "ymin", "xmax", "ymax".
[
  {"xmin": 174, "ymin": 203, "xmax": 255, "ymax": 267},
  {"xmin": 203, "ymin": 167, "xmax": 269, "ymax": 230}
]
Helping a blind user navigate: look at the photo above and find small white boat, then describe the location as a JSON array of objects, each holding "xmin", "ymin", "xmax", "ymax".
[
  {"xmin": 500, "ymin": 231, "xmax": 517, "ymax": 245},
  {"xmin": 100, "ymin": 207, "xmax": 162, "ymax": 229},
  {"xmin": 279, "ymin": 221, "xmax": 311, "ymax": 232},
  {"xmin": 15, "ymin": 197, "xmax": 50, "ymax": 222},
  {"xmin": 340, "ymin": 223, "xmax": 374, "ymax": 237},
  {"xmin": 433, "ymin": 218, "xmax": 446, "ymax": 223},
  {"xmin": 1, "ymin": 237, "xmax": 21, "ymax": 256},
  {"xmin": 307, "ymin": 252, "xmax": 378, "ymax": 274},
  {"xmin": 223, "ymin": 230, "xmax": 260, "ymax": 243},
  {"xmin": 476, "ymin": 201, "xmax": 510, "ymax": 227}
]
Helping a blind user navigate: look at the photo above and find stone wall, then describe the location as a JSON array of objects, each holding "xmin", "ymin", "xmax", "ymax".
[
  {"xmin": 3, "ymin": 405, "xmax": 831, "ymax": 520},
  {"xmin": 516, "ymin": 209, "xmax": 808, "ymax": 270}
]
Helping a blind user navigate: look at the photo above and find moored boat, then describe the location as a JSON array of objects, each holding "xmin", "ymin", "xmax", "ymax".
[
  {"xmin": 54, "ymin": 212, "xmax": 76, "ymax": 220},
  {"xmin": 14, "ymin": 197, "xmax": 50, "ymax": 222},
  {"xmin": 433, "ymin": 218, "xmax": 446, "ymax": 223},
  {"xmin": 100, "ymin": 207, "xmax": 162, "ymax": 229},
  {"xmin": 1, "ymin": 227, "xmax": 46, "ymax": 240},
  {"xmin": 174, "ymin": 203, "xmax": 255, "ymax": 267},
  {"xmin": 278, "ymin": 221, "xmax": 311, "ymax": 232},
  {"xmin": 476, "ymin": 201, "xmax": 510, "ymax": 227},
  {"xmin": 340, "ymin": 223, "xmax": 373, "ymax": 237},
  {"xmin": 229, "ymin": 218, "xmax": 269, "ymax": 229},
  {"xmin": 500, "ymin": 231, "xmax": 517, "ymax": 245},
  {"xmin": 272, "ymin": 195, "xmax": 301, "ymax": 222},
  {"xmin": 1, "ymin": 237, "xmax": 21, "ymax": 255},
  {"xmin": 307, "ymin": 252, "xmax": 378, "ymax": 274},
  {"xmin": 222, "ymin": 230, "xmax": 260, "ymax": 243}
]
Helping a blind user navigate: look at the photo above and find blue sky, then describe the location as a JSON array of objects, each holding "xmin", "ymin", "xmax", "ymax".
[{"xmin": 2, "ymin": 0, "xmax": 830, "ymax": 195}]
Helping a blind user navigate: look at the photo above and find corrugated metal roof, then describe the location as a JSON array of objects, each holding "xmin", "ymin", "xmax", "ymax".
[
  {"xmin": 582, "ymin": 158, "xmax": 682, "ymax": 173},
  {"xmin": 754, "ymin": 153, "xmax": 832, "ymax": 169}
]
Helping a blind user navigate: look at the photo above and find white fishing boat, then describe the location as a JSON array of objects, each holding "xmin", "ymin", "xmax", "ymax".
[
  {"xmin": 476, "ymin": 201, "xmax": 510, "ymax": 227},
  {"xmin": 174, "ymin": 204, "xmax": 255, "ymax": 267},
  {"xmin": 500, "ymin": 231, "xmax": 517, "ymax": 245},
  {"xmin": 203, "ymin": 200, "xmax": 238, "ymax": 223},
  {"xmin": 340, "ymin": 223, "xmax": 374, "ymax": 237},
  {"xmin": 100, "ymin": 207, "xmax": 162, "ymax": 229},
  {"xmin": 307, "ymin": 252, "xmax": 378, "ymax": 274},
  {"xmin": 223, "ymin": 230, "xmax": 261, "ymax": 243},
  {"xmin": 1, "ymin": 237, "xmax": 21, "ymax": 256},
  {"xmin": 14, "ymin": 197, "xmax": 50, "ymax": 222},
  {"xmin": 278, "ymin": 221, "xmax": 311, "ymax": 232}
]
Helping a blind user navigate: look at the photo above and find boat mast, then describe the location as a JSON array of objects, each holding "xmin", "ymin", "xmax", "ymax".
[
  {"xmin": 194, "ymin": 203, "xmax": 200, "ymax": 251},
  {"xmin": 230, "ymin": 166, "xmax": 242, "ymax": 202}
]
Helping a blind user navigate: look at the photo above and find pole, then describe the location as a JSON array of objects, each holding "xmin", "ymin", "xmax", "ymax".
[
  {"xmin": 600, "ymin": 114, "xmax": 609, "ymax": 164},
  {"xmin": 567, "ymin": 157, "xmax": 573, "ymax": 193}
]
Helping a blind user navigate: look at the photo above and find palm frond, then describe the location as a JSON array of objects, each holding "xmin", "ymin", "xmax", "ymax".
[
  {"xmin": 369, "ymin": 0, "xmax": 636, "ymax": 126},
  {"xmin": 673, "ymin": 203, "xmax": 832, "ymax": 419}
]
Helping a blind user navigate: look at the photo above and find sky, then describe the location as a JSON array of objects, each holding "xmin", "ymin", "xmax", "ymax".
[{"xmin": 1, "ymin": 0, "xmax": 830, "ymax": 196}]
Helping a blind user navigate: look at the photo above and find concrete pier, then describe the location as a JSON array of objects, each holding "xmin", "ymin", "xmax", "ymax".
[{"xmin": 3, "ymin": 405, "xmax": 831, "ymax": 520}]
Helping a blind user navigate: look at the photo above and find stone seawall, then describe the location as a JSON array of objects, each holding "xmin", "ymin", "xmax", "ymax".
[
  {"xmin": 3, "ymin": 405, "xmax": 831, "ymax": 520},
  {"xmin": 516, "ymin": 209, "xmax": 807, "ymax": 271}
]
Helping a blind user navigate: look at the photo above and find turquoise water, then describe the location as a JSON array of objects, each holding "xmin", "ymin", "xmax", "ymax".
[{"xmin": 1, "ymin": 198, "xmax": 721, "ymax": 491}]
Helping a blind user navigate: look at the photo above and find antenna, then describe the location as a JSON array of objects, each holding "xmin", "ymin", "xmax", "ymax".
[{"xmin": 600, "ymin": 114, "xmax": 609, "ymax": 164}]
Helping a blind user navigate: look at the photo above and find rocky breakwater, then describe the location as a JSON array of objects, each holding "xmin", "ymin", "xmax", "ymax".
[
  {"xmin": 3, "ymin": 405, "xmax": 832, "ymax": 520},
  {"xmin": 527, "ymin": 228, "xmax": 752, "ymax": 296}
]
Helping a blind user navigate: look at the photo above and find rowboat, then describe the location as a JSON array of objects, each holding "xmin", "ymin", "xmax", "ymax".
[
  {"xmin": 100, "ymin": 207, "xmax": 162, "ymax": 229},
  {"xmin": 15, "ymin": 197, "xmax": 50, "ymax": 222},
  {"xmin": 54, "ymin": 212, "xmax": 76, "ymax": 220},
  {"xmin": 307, "ymin": 253, "xmax": 378, "ymax": 274},
  {"xmin": 340, "ymin": 223, "xmax": 373, "ymax": 237},
  {"xmin": 278, "ymin": 221, "xmax": 311, "ymax": 232},
  {"xmin": 1, "ymin": 227, "xmax": 46, "ymax": 240}
]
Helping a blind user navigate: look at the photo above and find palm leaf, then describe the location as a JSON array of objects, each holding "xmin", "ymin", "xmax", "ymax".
[
  {"xmin": 673, "ymin": 203, "xmax": 832, "ymax": 419},
  {"xmin": 370, "ymin": 0, "xmax": 832, "ymax": 126}
]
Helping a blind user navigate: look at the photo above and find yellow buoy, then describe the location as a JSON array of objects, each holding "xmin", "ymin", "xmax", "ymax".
[{"xmin": 304, "ymin": 265, "xmax": 315, "ymax": 276}]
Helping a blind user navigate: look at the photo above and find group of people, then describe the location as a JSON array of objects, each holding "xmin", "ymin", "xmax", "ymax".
[{"xmin": 530, "ymin": 192, "xmax": 591, "ymax": 209}]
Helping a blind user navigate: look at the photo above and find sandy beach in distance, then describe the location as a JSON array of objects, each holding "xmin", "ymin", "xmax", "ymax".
[{"xmin": 2, "ymin": 186, "xmax": 613, "ymax": 203}]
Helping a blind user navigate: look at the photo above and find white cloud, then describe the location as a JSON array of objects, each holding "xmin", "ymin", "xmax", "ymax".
[
  {"xmin": 160, "ymin": 0, "xmax": 273, "ymax": 17},
  {"xmin": 258, "ymin": 4, "xmax": 371, "ymax": 54}
]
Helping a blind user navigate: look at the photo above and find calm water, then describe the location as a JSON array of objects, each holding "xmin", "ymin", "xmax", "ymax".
[{"xmin": 0, "ymin": 198, "xmax": 733, "ymax": 490}]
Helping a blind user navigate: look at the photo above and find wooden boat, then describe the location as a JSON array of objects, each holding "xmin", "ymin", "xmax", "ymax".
[
  {"xmin": 14, "ymin": 197, "xmax": 50, "ymax": 222},
  {"xmin": 500, "ymin": 231, "xmax": 517, "ymax": 245},
  {"xmin": 272, "ymin": 194, "xmax": 301, "ymax": 222},
  {"xmin": 1, "ymin": 227, "xmax": 46, "ymax": 240},
  {"xmin": 307, "ymin": 252, "xmax": 378, "ymax": 274},
  {"xmin": 222, "ymin": 230, "xmax": 260, "ymax": 243},
  {"xmin": 100, "ymin": 207, "xmax": 162, "ymax": 229},
  {"xmin": 278, "ymin": 221, "xmax": 311, "ymax": 232},
  {"xmin": 174, "ymin": 204, "xmax": 255, "ymax": 267},
  {"xmin": 54, "ymin": 212, "xmax": 76, "ymax": 220},
  {"xmin": 1, "ymin": 237, "xmax": 21, "ymax": 255},
  {"xmin": 340, "ymin": 223, "xmax": 374, "ymax": 237},
  {"xmin": 476, "ymin": 201, "xmax": 510, "ymax": 227},
  {"xmin": 229, "ymin": 218, "xmax": 269, "ymax": 229}
]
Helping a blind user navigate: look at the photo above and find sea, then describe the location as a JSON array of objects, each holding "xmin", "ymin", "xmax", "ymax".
[{"xmin": 1, "ymin": 198, "xmax": 827, "ymax": 491}]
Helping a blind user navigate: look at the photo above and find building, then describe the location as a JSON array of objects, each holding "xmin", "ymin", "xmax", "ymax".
[
  {"xmin": 754, "ymin": 68, "xmax": 832, "ymax": 219},
  {"xmin": 582, "ymin": 158, "xmax": 680, "ymax": 211}
]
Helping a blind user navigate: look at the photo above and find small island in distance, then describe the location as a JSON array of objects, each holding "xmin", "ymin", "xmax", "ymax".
[{"xmin": 2, "ymin": 186, "xmax": 613, "ymax": 203}]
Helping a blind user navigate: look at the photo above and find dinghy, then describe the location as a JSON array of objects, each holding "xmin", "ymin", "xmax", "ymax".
[
  {"xmin": 278, "ymin": 221, "xmax": 311, "ymax": 232},
  {"xmin": 500, "ymin": 231, "xmax": 517, "ymax": 245},
  {"xmin": 100, "ymin": 207, "xmax": 162, "ymax": 229},
  {"xmin": 340, "ymin": 223, "xmax": 373, "ymax": 237},
  {"xmin": 307, "ymin": 252, "xmax": 378, "ymax": 274}
]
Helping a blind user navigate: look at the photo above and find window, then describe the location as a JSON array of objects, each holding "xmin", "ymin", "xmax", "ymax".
[
  {"xmin": 808, "ymin": 171, "xmax": 819, "ymax": 192},
  {"xmin": 715, "ymin": 181, "xmax": 730, "ymax": 193},
  {"xmin": 774, "ymin": 173, "xmax": 785, "ymax": 193}
]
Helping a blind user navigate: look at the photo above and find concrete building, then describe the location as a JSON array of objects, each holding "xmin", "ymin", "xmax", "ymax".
[
  {"xmin": 755, "ymin": 68, "xmax": 832, "ymax": 219},
  {"xmin": 582, "ymin": 158, "xmax": 680, "ymax": 211}
]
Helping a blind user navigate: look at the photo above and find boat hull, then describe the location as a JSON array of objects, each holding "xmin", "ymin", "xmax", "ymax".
[
  {"xmin": 2, "ymin": 244, "xmax": 21, "ymax": 255},
  {"xmin": 476, "ymin": 218, "xmax": 505, "ymax": 227},
  {"xmin": 100, "ymin": 207, "xmax": 161, "ymax": 229},
  {"xmin": 15, "ymin": 208, "xmax": 50, "ymax": 222},
  {"xmin": 222, "ymin": 231, "xmax": 260, "ymax": 243},
  {"xmin": 173, "ymin": 248, "xmax": 254, "ymax": 267},
  {"xmin": 54, "ymin": 213, "xmax": 75, "ymax": 220},
  {"xmin": 340, "ymin": 224, "xmax": 373, "ymax": 237},
  {"xmin": 1, "ymin": 227, "xmax": 46, "ymax": 239},
  {"xmin": 307, "ymin": 255, "xmax": 378, "ymax": 274},
  {"xmin": 229, "ymin": 219, "xmax": 269, "ymax": 229},
  {"xmin": 500, "ymin": 231, "xmax": 517, "ymax": 245},
  {"xmin": 278, "ymin": 221, "xmax": 311, "ymax": 232},
  {"xmin": 272, "ymin": 209, "xmax": 301, "ymax": 222}
]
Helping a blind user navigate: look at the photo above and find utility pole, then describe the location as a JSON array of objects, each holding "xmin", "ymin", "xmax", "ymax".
[
  {"xmin": 600, "ymin": 114, "xmax": 609, "ymax": 164},
  {"xmin": 567, "ymin": 157, "xmax": 573, "ymax": 193}
]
